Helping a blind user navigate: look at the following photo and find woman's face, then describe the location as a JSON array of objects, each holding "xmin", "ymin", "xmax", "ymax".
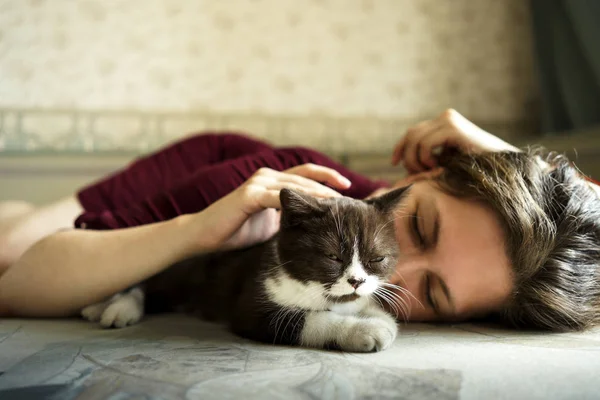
[{"xmin": 387, "ymin": 181, "xmax": 513, "ymax": 322}]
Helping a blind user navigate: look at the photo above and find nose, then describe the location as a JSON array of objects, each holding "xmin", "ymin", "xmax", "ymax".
[{"xmin": 347, "ymin": 277, "xmax": 366, "ymax": 289}]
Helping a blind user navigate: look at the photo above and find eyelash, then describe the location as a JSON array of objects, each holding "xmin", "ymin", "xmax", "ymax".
[
  {"xmin": 425, "ymin": 273, "xmax": 436, "ymax": 311},
  {"xmin": 411, "ymin": 212, "xmax": 424, "ymax": 249},
  {"xmin": 411, "ymin": 212, "xmax": 436, "ymax": 311}
]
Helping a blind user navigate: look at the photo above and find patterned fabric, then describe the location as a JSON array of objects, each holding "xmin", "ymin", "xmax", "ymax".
[
  {"xmin": 0, "ymin": 0, "xmax": 537, "ymax": 154},
  {"xmin": 1, "ymin": 315, "xmax": 599, "ymax": 399}
]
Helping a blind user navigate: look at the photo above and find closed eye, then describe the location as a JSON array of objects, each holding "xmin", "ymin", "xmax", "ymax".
[
  {"xmin": 425, "ymin": 273, "xmax": 437, "ymax": 312},
  {"xmin": 326, "ymin": 254, "xmax": 342, "ymax": 262},
  {"xmin": 370, "ymin": 256, "xmax": 385, "ymax": 263},
  {"xmin": 411, "ymin": 211, "xmax": 424, "ymax": 250}
]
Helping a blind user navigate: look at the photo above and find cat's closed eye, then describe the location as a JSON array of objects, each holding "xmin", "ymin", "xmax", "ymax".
[
  {"xmin": 370, "ymin": 256, "xmax": 385, "ymax": 263},
  {"xmin": 326, "ymin": 254, "xmax": 343, "ymax": 262}
]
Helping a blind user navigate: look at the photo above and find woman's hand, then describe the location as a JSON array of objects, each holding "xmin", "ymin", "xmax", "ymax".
[
  {"xmin": 391, "ymin": 109, "xmax": 520, "ymax": 174},
  {"xmin": 198, "ymin": 164, "xmax": 351, "ymax": 251}
]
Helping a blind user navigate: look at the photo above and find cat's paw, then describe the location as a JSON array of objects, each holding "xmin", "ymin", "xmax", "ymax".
[
  {"xmin": 80, "ymin": 288, "xmax": 145, "ymax": 329},
  {"xmin": 338, "ymin": 317, "xmax": 397, "ymax": 352},
  {"xmin": 81, "ymin": 301, "xmax": 109, "ymax": 322},
  {"xmin": 99, "ymin": 294, "xmax": 144, "ymax": 328}
]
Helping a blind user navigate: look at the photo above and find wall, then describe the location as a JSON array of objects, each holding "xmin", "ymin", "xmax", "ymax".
[{"xmin": 0, "ymin": 0, "xmax": 538, "ymax": 155}]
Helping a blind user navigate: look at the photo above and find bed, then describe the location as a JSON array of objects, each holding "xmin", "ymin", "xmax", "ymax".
[{"xmin": 1, "ymin": 314, "xmax": 599, "ymax": 399}]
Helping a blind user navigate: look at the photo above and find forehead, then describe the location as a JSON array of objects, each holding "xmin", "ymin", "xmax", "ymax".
[
  {"xmin": 318, "ymin": 198, "xmax": 395, "ymax": 247},
  {"xmin": 416, "ymin": 182, "xmax": 513, "ymax": 317}
]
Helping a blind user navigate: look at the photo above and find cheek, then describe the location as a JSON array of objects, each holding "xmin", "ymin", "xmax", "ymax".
[{"xmin": 389, "ymin": 261, "xmax": 421, "ymax": 297}]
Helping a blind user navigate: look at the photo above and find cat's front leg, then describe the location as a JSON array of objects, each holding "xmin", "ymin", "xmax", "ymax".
[
  {"xmin": 358, "ymin": 302, "xmax": 399, "ymax": 329},
  {"xmin": 300, "ymin": 310, "xmax": 398, "ymax": 352}
]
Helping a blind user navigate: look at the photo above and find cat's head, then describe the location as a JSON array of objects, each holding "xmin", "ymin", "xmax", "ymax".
[{"xmin": 276, "ymin": 187, "xmax": 408, "ymax": 304}]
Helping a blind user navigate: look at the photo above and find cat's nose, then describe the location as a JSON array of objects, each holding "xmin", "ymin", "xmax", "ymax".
[{"xmin": 347, "ymin": 277, "xmax": 366, "ymax": 289}]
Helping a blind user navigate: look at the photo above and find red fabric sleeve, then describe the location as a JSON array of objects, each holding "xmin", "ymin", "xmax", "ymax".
[{"xmin": 74, "ymin": 134, "xmax": 388, "ymax": 230}]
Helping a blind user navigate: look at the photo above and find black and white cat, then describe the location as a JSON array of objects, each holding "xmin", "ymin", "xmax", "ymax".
[{"xmin": 82, "ymin": 187, "xmax": 407, "ymax": 352}]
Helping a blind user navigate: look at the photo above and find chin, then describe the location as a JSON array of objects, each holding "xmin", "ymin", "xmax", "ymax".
[{"xmin": 330, "ymin": 293, "xmax": 361, "ymax": 303}]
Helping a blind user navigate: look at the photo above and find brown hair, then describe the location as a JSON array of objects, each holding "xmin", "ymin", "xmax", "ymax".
[{"xmin": 435, "ymin": 149, "xmax": 600, "ymax": 331}]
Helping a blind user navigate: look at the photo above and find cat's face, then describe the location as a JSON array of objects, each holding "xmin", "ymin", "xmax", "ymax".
[{"xmin": 277, "ymin": 188, "xmax": 408, "ymax": 303}]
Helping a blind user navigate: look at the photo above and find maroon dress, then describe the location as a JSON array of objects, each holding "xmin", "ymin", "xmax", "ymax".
[{"xmin": 74, "ymin": 133, "xmax": 389, "ymax": 230}]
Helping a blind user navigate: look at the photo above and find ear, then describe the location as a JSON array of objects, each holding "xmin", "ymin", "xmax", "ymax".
[
  {"xmin": 364, "ymin": 186, "xmax": 410, "ymax": 213},
  {"xmin": 280, "ymin": 188, "xmax": 325, "ymax": 227}
]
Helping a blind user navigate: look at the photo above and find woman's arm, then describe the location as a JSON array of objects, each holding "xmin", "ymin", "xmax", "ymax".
[
  {"xmin": 392, "ymin": 108, "xmax": 520, "ymax": 173},
  {"xmin": 0, "ymin": 164, "xmax": 350, "ymax": 317},
  {"xmin": 391, "ymin": 109, "xmax": 600, "ymax": 196},
  {"xmin": 0, "ymin": 214, "xmax": 203, "ymax": 317}
]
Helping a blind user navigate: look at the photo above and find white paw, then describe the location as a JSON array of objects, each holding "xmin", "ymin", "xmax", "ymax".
[
  {"xmin": 81, "ymin": 288, "xmax": 145, "ymax": 329},
  {"xmin": 81, "ymin": 301, "xmax": 110, "ymax": 322},
  {"xmin": 338, "ymin": 317, "xmax": 397, "ymax": 352},
  {"xmin": 100, "ymin": 296, "xmax": 144, "ymax": 328}
]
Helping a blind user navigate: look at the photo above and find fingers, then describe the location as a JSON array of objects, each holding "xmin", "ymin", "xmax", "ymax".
[
  {"xmin": 268, "ymin": 179, "xmax": 341, "ymax": 199},
  {"xmin": 284, "ymin": 163, "xmax": 352, "ymax": 190},
  {"xmin": 254, "ymin": 179, "xmax": 339, "ymax": 211},
  {"xmin": 417, "ymin": 127, "xmax": 452, "ymax": 169},
  {"xmin": 254, "ymin": 168, "xmax": 343, "ymax": 197},
  {"xmin": 392, "ymin": 109, "xmax": 470, "ymax": 172},
  {"xmin": 241, "ymin": 167, "xmax": 346, "ymax": 214},
  {"xmin": 254, "ymin": 189, "xmax": 285, "ymax": 210},
  {"xmin": 398, "ymin": 120, "xmax": 442, "ymax": 173},
  {"xmin": 391, "ymin": 119, "xmax": 432, "ymax": 166}
]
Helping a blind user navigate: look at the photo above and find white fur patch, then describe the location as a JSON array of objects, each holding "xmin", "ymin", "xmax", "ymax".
[
  {"xmin": 330, "ymin": 296, "xmax": 370, "ymax": 315},
  {"xmin": 300, "ymin": 304, "xmax": 398, "ymax": 352},
  {"xmin": 81, "ymin": 287, "xmax": 145, "ymax": 329},
  {"xmin": 264, "ymin": 270, "xmax": 329, "ymax": 310}
]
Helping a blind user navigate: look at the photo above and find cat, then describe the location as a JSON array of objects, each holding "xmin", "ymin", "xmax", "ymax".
[{"xmin": 82, "ymin": 187, "xmax": 408, "ymax": 352}]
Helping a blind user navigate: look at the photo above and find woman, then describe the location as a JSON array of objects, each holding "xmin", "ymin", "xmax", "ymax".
[{"xmin": 0, "ymin": 109, "xmax": 599, "ymax": 331}]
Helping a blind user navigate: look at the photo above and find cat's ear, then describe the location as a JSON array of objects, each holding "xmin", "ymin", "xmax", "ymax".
[
  {"xmin": 280, "ymin": 188, "xmax": 325, "ymax": 227},
  {"xmin": 365, "ymin": 186, "xmax": 409, "ymax": 213}
]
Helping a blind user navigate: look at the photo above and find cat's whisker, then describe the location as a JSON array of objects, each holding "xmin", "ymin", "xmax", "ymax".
[
  {"xmin": 270, "ymin": 306, "xmax": 289, "ymax": 344},
  {"xmin": 381, "ymin": 279, "xmax": 424, "ymax": 310},
  {"xmin": 374, "ymin": 288, "xmax": 399, "ymax": 314},
  {"xmin": 334, "ymin": 200, "xmax": 345, "ymax": 243},
  {"xmin": 378, "ymin": 286, "xmax": 411, "ymax": 321},
  {"xmin": 275, "ymin": 283, "xmax": 327, "ymax": 343},
  {"xmin": 371, "ymin": 295, "xmax": 386, "ymax": 313},
  {"xmin": 269, "ymin": 278, "xmax": 310, "ymax": 343},
  {"xmin": 376, "ymin": 287, "xmax": 409, "ymax": 323},
  {"xmin": 372, "ymin": 213, "xmax": 408, "ymax": 244},
  {"xmin": 378, "ymin": 289, "xmax": 406, "ymax": 322},
  {"xmin": 270, "ymin": 260, "xmax": 293, "ymax": 270},
  {"xmin": 388, "ymin": 271, "xmax": 419, "ymax": 304},
  {"xmin": 390, "ymin": 269, "xmax": 409, "ymax": 287},
  {"xmin": 374, "ymin": 289, "xmax": 401, "ymax": 320}
]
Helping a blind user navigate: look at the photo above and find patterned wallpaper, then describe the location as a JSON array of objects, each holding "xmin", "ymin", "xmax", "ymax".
[{"xmin": 0, "ymin": 0, "xmax": 537, "ymax": 154}]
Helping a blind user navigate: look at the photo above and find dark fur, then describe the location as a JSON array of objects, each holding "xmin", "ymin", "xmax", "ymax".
[{"xmin": 142, "ymin": 188, "xmax": 407, "ymax": 346}]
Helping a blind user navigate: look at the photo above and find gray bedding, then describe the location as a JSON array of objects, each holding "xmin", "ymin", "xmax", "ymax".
[{"xmin": 1, "ymin": 314, "xmax": 599, "ymax": 399}]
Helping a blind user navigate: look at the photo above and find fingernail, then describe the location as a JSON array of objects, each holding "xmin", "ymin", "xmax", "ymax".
[{"xmin": 340, "ymin": 176, "xmax": 351, "ymax": 187}]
